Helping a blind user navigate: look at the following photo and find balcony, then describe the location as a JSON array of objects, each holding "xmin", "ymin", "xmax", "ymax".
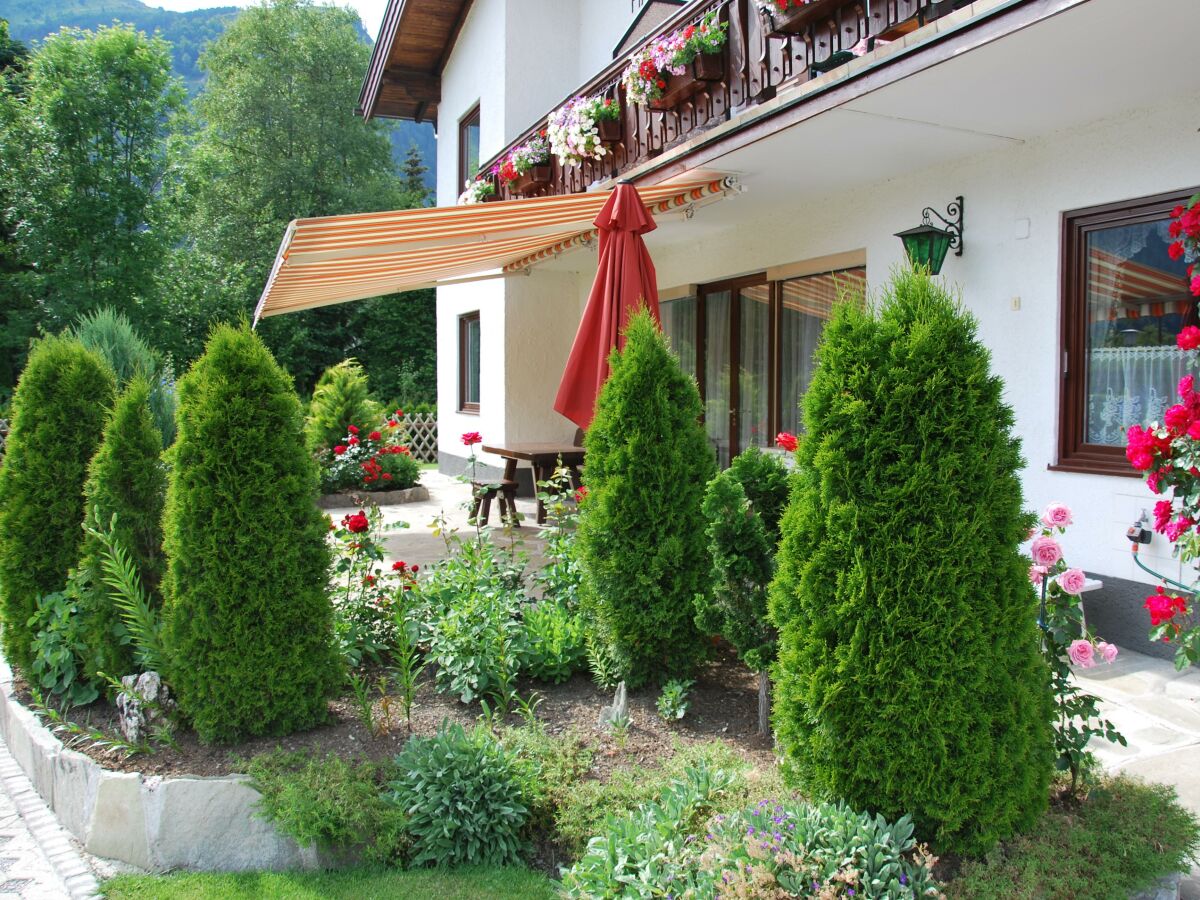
[{"xmin": 479, "ymin": 0, "xmax": 976, "ymax": 201}]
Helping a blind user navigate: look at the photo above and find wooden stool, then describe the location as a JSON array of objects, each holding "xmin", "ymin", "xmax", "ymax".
[{"xmin": 469, "ymin": 479, "xmax": 519, "ymax": 526}]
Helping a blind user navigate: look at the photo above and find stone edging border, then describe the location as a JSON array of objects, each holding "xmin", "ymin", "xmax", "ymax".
[
  {"xmin": 0, "ymin": 657, "xmax": 321, "ymax": 873},
  {"xmin": 317, "ymin": 484, "xmax": 429, "ymax": 509}
]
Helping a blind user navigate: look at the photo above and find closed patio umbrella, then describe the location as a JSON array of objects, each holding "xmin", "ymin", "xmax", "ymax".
[{"xmin": 554, "ymin": 182, "xmax": 660, "ymax": 430}]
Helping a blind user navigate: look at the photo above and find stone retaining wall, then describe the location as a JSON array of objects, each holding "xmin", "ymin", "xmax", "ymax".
[
  {"xmin": 317, "ymin": 484, "xmax": 429, "ymax": 509},
  {"xmin": 0, "ymin": 658, "xmax": 320, "ymax": 872}
]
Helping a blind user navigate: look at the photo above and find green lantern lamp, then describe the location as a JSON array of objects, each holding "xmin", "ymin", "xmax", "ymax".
[{"xmin": 896, "ymin": 196, "xmax": 963, "ymax": 275}]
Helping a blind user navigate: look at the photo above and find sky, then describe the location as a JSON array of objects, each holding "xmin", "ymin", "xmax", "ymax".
[{"xmin": 147, "ymin": 1, "xmax": 390, "ymax": 39}]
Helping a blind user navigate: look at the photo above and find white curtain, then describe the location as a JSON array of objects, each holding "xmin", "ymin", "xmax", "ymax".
[
  {"xmin": 1087, "ymin": 347, "xmax": 1189, "ymax": 445},
  {"xmin": 705, "ymin": 291, "xmax": 731, "ymax": 466}
]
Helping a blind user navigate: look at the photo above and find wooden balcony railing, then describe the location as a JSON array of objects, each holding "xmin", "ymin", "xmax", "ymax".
[{"xmin": 479, "ymin": 0, "xmax": 969, "ymax": 201}]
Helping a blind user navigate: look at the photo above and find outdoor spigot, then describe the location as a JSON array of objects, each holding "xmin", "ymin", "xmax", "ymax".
[{"xmin": 1126, "ymin": 512, "xmax": 1151, "ymax": 545}]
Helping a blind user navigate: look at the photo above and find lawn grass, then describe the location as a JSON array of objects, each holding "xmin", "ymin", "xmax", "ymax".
[
  {"xmin": 101, "ymin": 866, "xmax": 558, "ymax": 900},
  {"xmin": 945, "ymin": 775, "xmax": 1200, "ymax": 898}
]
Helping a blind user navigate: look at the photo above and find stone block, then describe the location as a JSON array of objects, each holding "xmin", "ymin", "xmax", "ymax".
[
  {"xmin": 84, "ymin": 772, "xmax": 151, "ymax": 870},
  {"xmin": 52, "ymin": 749, "xmax": 100, "ymax": 842},
  {"xmin": 5, "ymin": 701, "xmax": 42, "ymax": 798},
  {"xmin": 147, "ymin": 776, "xmax": 317, "ymax": 873},
  {"xmin": 24, "ymin": 713, "xmax": 61, "ymax": 808}
]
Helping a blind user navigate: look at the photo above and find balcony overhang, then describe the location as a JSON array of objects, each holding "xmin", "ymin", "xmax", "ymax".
[{"xmin": 358, "ymin": 0, "xmax": 473, "ymax": 122}]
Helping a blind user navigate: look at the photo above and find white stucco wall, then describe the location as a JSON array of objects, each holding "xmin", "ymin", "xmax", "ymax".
[{"xmin": 643, "ymin": 95, "xmax": 1200, "ymax": 583}]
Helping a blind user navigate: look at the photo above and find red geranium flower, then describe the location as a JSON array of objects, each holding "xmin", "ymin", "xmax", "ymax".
[
  {"xmin": 776, "ymin": 431, "xmax": 799, "ymax": 452},
  {"xmin": 462, "ymin": 431, "xmax": 482, "ymax": 446},
  {"xmin": 656, "ymin": 79, "xmax": 666, "ymax": 89}
]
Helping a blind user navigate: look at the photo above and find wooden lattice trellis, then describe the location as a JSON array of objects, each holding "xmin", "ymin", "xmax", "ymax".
[{"xmin": 403, "ymin": 413, "xmax": 438, "ymax": 463}]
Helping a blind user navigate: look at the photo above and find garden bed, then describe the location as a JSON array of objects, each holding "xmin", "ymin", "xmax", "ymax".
[{"xmin": 16, "ymin": 643, "xmax": 773, "ymax": 780}]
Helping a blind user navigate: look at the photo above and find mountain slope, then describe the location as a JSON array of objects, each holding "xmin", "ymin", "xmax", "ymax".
[{"xmin": 0, "ymin": 0, "xmax": 437, "ymax": 189}]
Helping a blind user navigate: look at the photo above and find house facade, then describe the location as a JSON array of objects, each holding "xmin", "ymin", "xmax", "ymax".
[{"xmin": 351, "ymin": 0, "xmax": 1199, "ymax": 652}]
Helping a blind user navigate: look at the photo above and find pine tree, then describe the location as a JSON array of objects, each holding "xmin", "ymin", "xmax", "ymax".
[
  {"xmin": 0, "ymin": 336, "xmax": 115, "ymax": 671},
  {"xmin": 577, "ymin": 310, "xmax": 714, "ymax": 687},
  {"xmin": 162, "ymin": 324, "xmax": 340, "ymax": 743},
  {"xmin": 304, "ymin": 358, "xmax": 381, "ymax": 452},
  {"xmin": 770, "ymin": 268, "xmax": 1052, "ymax": 854},
  {"xmin": 77, "ymin": 376, "xmax": 167, "ymax": 681}
]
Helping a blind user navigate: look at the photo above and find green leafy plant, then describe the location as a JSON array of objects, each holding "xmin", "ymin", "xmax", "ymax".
[
  {"xmin": 656, "ymin": 678, "xmax": 694, "ymax": 721},
  {"xmin": 560, "ymin": 762, "xmax": 737, "ymax": 898},
  {"xmin": 498, "ymin": 724, "xmax": 593, "ymax": 836},
  {"xmin": 28, "ymin": 580, "xmax": 100, "ymax": 707},
  {"xmin": 585, "ymin": 630, "xmax": 622, "ymax": 690},
  {"xmin": 577, "ymin": 309, "xmax": 715, "ymax": 687},
  {"xmin": 246, "ymin": 751, "xmax": 408, "ymax": 866},
  {"xmin": 161, "ymin": 325, "xmax": 340, "ymax": 744},
  {"xmin": 388, "ymin": 722, "xmax": 530, "ymax": 867},
  {"xmin": 304, "ymin": 359, "xmax": 381, "ymax": 453},
  {"xmin": 532, "ymin": 464, "xmax": 583, "ymax": 608},
  {"xmin": 77, "ymin": 376, "xmax": 167, "ymax": 681},
  {"xmin": 770, "ymin": 268, "xmax": 1053, "ymax": 855},
  {"xmin": 0, "ymin": 334, "xmax": 115, "ymax": 673},
  {"xmin": 522, "ymin": 600, "xmax": 586, "ymax": 684},
  {"xmin": 28, "ymin": 689, "xmax": 148, "ymax": 758},
  {"xmin": 696, "ymin": 446, "xmax": 789, "ymax": 735},
  {"xmin": 388, "ymin": 625, "xmax": 421, "ymax": 733},
  {"xmin": 347, "ymin": 671, "xmax": 376, "ymax": 734}
]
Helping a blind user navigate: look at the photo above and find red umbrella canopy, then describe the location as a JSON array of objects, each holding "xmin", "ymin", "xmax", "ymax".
[{"xmin": 554, "ymin": 183, "xmax": 661, "ymax": 431}]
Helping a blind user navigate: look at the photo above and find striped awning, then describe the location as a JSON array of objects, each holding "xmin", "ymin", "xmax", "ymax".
[{"xmin": 253, "ymin": 177, "xmax": 737, "ymax": 322}]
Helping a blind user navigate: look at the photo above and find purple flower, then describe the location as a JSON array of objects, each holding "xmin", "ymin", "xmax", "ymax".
[
  {"xmin": 747, "ymin": 826, "xmax": 755, "ymax": 835},
  {"xmin": 900, "ymin": 873, "xmax": 908, "ymax": 885}
]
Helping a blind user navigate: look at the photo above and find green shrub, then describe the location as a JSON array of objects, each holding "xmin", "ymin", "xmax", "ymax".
[
  {"xmin": 769, "ymin": 268, "xmax": 1053, "ymax": 854},
  {"xmin": 389, "ymin": 722, "xmax": 529, "ymax": 867},
  {"xmin": 498, "ymin": 724, "xmax": 593, "ymax": 834},
  {"xmin": 695, "ymin": 448, "xmax": 788, "ymax": 731},
  {"xmin": 77, "ymin": 376, "xmax": 167, "ymax": 681},
  {"xmin": 560, "ymin": 762, "xmax": 738, "ymax": 897},
  {"xmin": 162, "ymin": 324, "xmax": 340, "ymax": 743},
  {"xmin": 246, "ymin": 751, "xmax": 408, "ymax": 866},
  {"xmin": 28, "ymin": 576, "xmax": 100, "ymax": 707},
  {"xmin": 0, "ymin": 335, "xmax": 115, "ymax": 672},
  {"xmin": 74, "ymin": 308, "xmax": 175, "ymax": 447},
  {"xmin": 577, "ymin": 310, "xmax": 714, "ymax": 687},
  {"xmin": 521, "ymin": 600, "xmax": 585, "ymax": 684},
  {"xmin": 305, "ymin": 359, "xmax": 380, "ymax": 452},
  {"xmin": 656, "ymin": 677, "xmax": 693, "ymax": 720}
]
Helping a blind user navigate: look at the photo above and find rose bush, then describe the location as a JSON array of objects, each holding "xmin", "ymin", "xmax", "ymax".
[
  {"xmin": 319, "ymin": 410, "xmax": 419, "ymax": 494},
  {"xmin": 1166, "ymin": 194, "xmax": 1200, "ymax": 298}
]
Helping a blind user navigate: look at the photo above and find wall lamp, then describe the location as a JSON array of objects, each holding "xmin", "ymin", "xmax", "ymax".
[{"xmin": 895, "ymin": 196, "xmax": 964, "ymax": 275}]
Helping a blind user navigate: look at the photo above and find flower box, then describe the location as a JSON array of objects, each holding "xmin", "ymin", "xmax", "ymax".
[
  {"xmin": 759, "ymin": 0, "xmax": 842, "ymax": 37},
  {"xmin": 649, "ymin": 52, "xmax": 724, "ymax": 110},
  {"xmin": 510, "ymin": 164, "xmax": 553, "ymax": 196},
  {"xmin": 597, "ymin": 116, "xmax": 622, "ymax": 145}
]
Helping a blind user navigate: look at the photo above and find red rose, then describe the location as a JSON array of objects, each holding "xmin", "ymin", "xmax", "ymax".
[
  {"xmin": 392, "ymin": 560, "xmax": 407, "ymax": 572},
  {"xmin": 348, "ymin": 435, "xmax": 359, "ymax": 446},
  {"xmin": 363, "ymin": 574, "xmax": 375, "ymax": 586},
  {"xmin": 347, "ymin": 425, "xmax": 359, "ymax": 435},
  {"xmin": 344, "ymin": 511, "xmax": 369, "ymax": 534},
  {"xmin": 462, "ymin": 431, "xmax": 482, "ymax": 446},
  {"xmin": 368, "ymin": 430, "xmax": 382, "ymax": 441},
  {"xmin": 574, "ymin": 486, "xmax": 589, "ymax": 503},
  {"xmin": 1172, "ymin": 205, "xmax": 1186, "ymax": 218},
  {"xmin": 412, "ymin": 564, "xmax": 419, "ymax": 573},
  {"xmin": 1164, "ymin": 404, "xmax": 1192, "ymax": 433},
  {"xmin": 776, "ymin": 431, "xmax": 799, "ymax": 452},
  {"xmin": 382, "ymin": 473, "xmax": 392, "ymax": 480},
  {"xmin": 395, "ymin": 409, "xmax": 404, "ymax": 416},
  {"xmin": 1169, "ymin": 241, "xmax": 1186, "ymax": 261},
  {"xmin": 1169, "ymin": 220, "xmax": 1184, "ymax": 239},
  {"xmin": 1177, "ymin": 325, "xmax": 1200, "ymax": 351},
  {"xmin": 333, "ymin": 445, "xmax": 347, "ymax": 455}
]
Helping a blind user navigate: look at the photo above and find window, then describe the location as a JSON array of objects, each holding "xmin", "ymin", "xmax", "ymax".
[
  {"xmin": 1057, "ymin": 189, "xmax": 1198, "ymax": 475},
  {"xmin": 459, "ymin": 312, "xmax": 480, "ymax": 413},
  {"xmin": 458, "ymin": 104, "xmax": 480, "ymax": 192},
  {"xmin": 661, "ymin": 266, "xmax": 864, "ymax": 466}
]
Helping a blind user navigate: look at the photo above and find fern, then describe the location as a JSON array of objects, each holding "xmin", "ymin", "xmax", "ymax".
[{"xmin": 84, "ymin": 513, "xmax": 166, "ymax": 673}]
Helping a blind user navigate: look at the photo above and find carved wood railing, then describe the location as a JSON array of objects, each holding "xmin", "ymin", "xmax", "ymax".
[{"xmin": 478, "ymin": 0, "xmax": 967, "ymax": 201}]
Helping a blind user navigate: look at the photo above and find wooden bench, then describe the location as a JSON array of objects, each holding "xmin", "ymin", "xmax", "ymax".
[{"xmin": 469, "ymin": 478, "xmax": 519, "ymax": 526}]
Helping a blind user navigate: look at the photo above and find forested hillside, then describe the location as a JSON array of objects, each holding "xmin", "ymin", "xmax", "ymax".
[{"xmin": 0, "ymin": 0, "xmax": 436, "ymax": 186}]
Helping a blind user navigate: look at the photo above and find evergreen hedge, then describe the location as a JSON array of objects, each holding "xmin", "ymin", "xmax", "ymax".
[
  {"xmin": 0, "ymin": 336, "xmax": 116, "ymax": 672},
  {"xmin": 162, "ymin": 325, "xmax": 339, "ymax": 743},
  {"xmin": 78, "ymin": 375, "xmax": 167, "ymax": 681},
  {"xmin": 769, "ymin": 269, "xmax": 1052, "ymax": 855},
  {"xmin": 305, "ymin": 359, "xmax": 380, "ymax": 452},
  {"xmin": 577, "ymin": 310, "xmax": 714, "ymax": 687}
]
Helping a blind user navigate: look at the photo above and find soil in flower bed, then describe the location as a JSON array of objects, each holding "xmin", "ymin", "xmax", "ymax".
[{"xmin": 14, "ymin": 643, "xmax": 775, "ymax": 780}]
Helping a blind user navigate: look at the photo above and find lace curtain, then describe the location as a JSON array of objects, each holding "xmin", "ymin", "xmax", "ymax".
[{"xmin": 1087, "ymin": 347, "xmax": 1189, "ymax": 445}]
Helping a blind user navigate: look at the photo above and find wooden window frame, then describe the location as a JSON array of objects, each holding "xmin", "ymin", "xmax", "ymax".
[
  {"xmin": 1054, "ymin": 187, "xmax": 1199, "ymax": 477},
  {"xmin": 457, "ymin": 104, "xmax": 481, "ymax": 193},
  {"xmin": 458, "ymin": 311, "xmax": 480, "ymax": 414}
]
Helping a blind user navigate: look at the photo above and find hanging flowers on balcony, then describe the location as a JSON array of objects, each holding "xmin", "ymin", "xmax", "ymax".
[
  {"xmin": 493, "ymin": 132, "xmax": 553, "ymax": 189},
  {"xmin": 457, "ymin": 177, "xmax": 496, "ymax": 205},
  {"xmin": 547, "ymin": 95, "xmax": 620, "ymax": 167},
  {"xmin": 621, "ymin": 11, "xmax": 728, "ymax": 107}
]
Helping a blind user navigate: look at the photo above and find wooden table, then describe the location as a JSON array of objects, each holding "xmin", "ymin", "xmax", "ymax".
[{"xmin": 482, "ymin": 442, "xmax": 585, "ymax": 525}]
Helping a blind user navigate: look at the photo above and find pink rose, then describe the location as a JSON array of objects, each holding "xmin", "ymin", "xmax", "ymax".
[
  {"xmin": 1029, "ymin": 564, "xmax": 1048, "ymax": 588},
  {"xmin": 1068, "ymin": 639, "xmax": 1096, "ymax": 668},
  {"xmin": 1096, "ymin": 641, "xmax": 1118, "ymax": 664},
  {"xmin": 1040, "ymin": 502, "xmax": 1073, "ymax": 529},
  {"xmin": 1056, "ymin": 568, "xmax": 1087, "ymax": 595},
  {"xmin": 1030, "ymin": 536, "xmax": 1063, "ymax": 567}
]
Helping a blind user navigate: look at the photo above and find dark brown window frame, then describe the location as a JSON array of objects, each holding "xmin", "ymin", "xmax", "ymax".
[
  {"xmin": 458, "ymin": 311, "xmax": 480, "ymax": 414},
  {"xmin": 1054, "ymin": 187, "xmax": 1199, "ymax": 477},
  {"xmin": 457, "ymin": 104, "xmax": 481, "ymax": 193}
]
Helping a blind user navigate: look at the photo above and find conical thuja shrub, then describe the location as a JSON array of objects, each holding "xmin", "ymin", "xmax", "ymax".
[{"xmin": 769, "ymin": 268, "xmax": 1052, "ymax": 854}]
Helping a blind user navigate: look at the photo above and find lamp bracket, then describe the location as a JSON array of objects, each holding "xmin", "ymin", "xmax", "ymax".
[{"xmin": 921, "ymin": 195, "xmax": 964, "ymax": 256}]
